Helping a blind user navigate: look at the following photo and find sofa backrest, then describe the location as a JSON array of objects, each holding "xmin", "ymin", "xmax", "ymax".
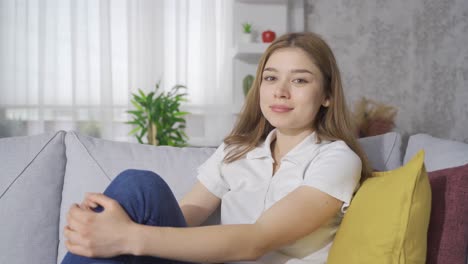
[{"xmin": 0, "ymin": 131, "xmax": 66, "ymax": 264}]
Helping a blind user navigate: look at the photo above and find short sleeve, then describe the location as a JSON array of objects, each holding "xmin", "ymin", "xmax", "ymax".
[
  {"xmin": 302, "ymin": 141, "xmax": 362, "ymax": 212},
  {"xmin": 196, "ymin": 143, "xmax": 230, "ymax": 198}
]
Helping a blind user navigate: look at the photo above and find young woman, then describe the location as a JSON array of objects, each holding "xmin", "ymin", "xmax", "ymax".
[{"xmin": 62, "ymin": 32, "xmax": 372, "ymax": 264}]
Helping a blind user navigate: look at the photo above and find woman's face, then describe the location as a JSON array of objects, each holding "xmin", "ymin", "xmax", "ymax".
[{"xmin": 259, "ymin": 47, "xmax": 329, "ymax": 134}]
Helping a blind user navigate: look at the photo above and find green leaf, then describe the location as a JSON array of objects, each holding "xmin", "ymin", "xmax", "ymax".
[
  {"xmin": 146, "ymin": 93, "xmax": 155, "ymax": 106},
  {"xmin": 127, "ymin": 110, "xmax": 143, "ymax": 116},
  {"xmin": 136, "ymin": 134, "xmax": 143, "ymax": 144},
  {"xmin": 126, "ymin": 120, "xmax": 141, "ymax": 125},
  {"xmin": 134, "ymin": 96, "xmax": 147, "ymax": 108},
  {"xmin": 131, "ymin": 100, "xmax": 144, "ymax": 111},
  {"xmin": 138, "ymin": 89, "xmax": 146, "ymax": 99},
  {"xmin": 129, "ymin": 126, "xmax": 141, "ymax": 135}
]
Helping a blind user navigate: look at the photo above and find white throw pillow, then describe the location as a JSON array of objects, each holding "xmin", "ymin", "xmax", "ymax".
[{"xmin": 404, "ymin": 133, "xmax": 468, "ymax": 172}]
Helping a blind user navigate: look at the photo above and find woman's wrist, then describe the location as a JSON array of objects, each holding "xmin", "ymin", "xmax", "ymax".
[{"xmin": 124, "ymin": 222, "xmax": 145, "ymax": 256}]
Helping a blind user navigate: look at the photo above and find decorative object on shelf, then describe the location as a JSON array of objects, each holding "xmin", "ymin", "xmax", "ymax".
[
  {"xmin": 241, "ymin": 22, "xmax": 254, "ymax": 43},
  {"xmin": 262, "ymin": 30, "xmax": 276, "ymax": 43},
  {"xmin": 353, "ymin": 97, "xmax": 398, "ymax": 138},
  {"xmin": 126, "ymin": 82, "xmax": 189, "ymax": 147},
  {"xmin": 243, "ymin": 74, "xmax": 255, "ymax": 97}
]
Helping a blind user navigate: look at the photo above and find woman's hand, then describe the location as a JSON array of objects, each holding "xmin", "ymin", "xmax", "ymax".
[{"xmin": 64, "ymin": 193, "xmax": 137, "ymax": 257}]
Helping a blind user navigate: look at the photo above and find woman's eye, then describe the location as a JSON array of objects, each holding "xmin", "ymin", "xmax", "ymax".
[
  {"xmin": 293, "ymin": 78, "xmax": 308, "ymax": 84},
  {"xmin": 263, "ymin": 76, "xmax": 276, "ymax": 81}
]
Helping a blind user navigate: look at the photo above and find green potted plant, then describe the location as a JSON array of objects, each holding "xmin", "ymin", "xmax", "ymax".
[
  {"xmin": 241, "ymin": 22, "xmax": 254, "ymax": 43},
  {"xmin": 243, "ymin": 74, "xmax": 254, "ymax": 97},
  {"xmin": 126, "ymin": 82, "xmax": 189, "ymax": 147}
]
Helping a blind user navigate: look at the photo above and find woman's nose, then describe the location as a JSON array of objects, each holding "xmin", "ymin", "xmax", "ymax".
[{"xmin": 273, "ymin": 81, "xmax": 290, "ymax": 99}]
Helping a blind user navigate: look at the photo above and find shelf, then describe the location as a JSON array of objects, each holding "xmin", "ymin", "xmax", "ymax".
[{"xmin": 233, "ymin": 43, "xmax": 269, "ymax": 64}]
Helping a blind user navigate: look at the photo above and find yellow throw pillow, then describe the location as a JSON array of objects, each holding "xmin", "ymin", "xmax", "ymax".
[{"xmin": 327, "ymin": 150, "xmax": 431, "ymax": 264}]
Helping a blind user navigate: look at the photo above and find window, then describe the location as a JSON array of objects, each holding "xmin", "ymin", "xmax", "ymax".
[{"xmin": 0, "ymin": 0, "xmax": 233, "ymax": 145}]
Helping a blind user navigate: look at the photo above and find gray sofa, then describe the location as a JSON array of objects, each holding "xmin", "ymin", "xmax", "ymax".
[{"xmin": 0, "ymin": 130, "xmax": 467, "ymax": 264}]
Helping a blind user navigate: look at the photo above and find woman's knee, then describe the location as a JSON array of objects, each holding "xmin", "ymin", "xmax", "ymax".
[
  {"xmin": 113, "ymin": 169, "xmax": 164, "ymax": 187},
  {"xmin": 106, "ymin": 169, "xmax": 173, "ymax": 198},
  {"xmin": 104, "ymin": 169, "xmax": 183, "ymax": 226}
]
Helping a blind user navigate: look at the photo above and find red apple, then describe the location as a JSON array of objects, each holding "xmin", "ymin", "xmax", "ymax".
[{"xmin": 262, "ymin": 30, "xmax": 276, "ymax": 43}]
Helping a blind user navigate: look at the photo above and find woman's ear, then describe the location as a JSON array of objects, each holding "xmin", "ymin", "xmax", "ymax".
[{"xmin": 322, "ymin": 98, "xmax": 330, "ymax": 107}]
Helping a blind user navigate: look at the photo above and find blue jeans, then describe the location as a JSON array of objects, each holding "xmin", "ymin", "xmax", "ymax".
[{"xmin": 61, "ymin": 169, "xmax": 195, "ymax": 264}]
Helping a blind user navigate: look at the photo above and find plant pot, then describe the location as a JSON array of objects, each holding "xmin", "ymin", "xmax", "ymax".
[{"xmin": 241, "ymin": 32, "xmax": 254, "ymax": 43}]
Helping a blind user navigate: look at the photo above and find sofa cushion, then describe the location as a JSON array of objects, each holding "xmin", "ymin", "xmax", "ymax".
[
  {"xmin": 426, "ymin": 163, "xmax": 468, "ymax": 264},
  {"xmin": 0, "ymin": 131, "xmax": 66, "ymax": 264},
  {"xmin": 327, "ymin": 151, "xmax": 431, "ymax": 264},
  {"xmin": 404, "ymin": 133, "xmax": 468, "ymax": 171},
  {"xmin": 57, "ymin": 131, "xmax": 216, "ymax": 263},
  {"xmin": 358, "ymin": 132, "xmax": 403, "ymax": 171}
]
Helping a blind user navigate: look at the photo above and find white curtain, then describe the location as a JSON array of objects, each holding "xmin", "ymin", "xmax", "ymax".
[{"xmin": 0, "ymin": 0, "xmax": 232, "ymax": 144}]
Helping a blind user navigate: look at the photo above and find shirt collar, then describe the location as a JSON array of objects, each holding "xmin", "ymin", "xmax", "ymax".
[
  {"xmin": 246, "ymin": 129, "xmax": 329, "ymax": 164},
  {"xmin": 246, "ymin": 129, "xmax": 277, "ymax": 160}
]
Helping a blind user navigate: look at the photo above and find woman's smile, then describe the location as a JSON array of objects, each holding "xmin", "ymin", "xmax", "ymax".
[{"xmin": 270, "ymin": 104, "xmax": 294, "ymax": 113}]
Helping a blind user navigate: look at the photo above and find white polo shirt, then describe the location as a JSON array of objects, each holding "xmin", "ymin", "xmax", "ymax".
[{"xmin": 197, "ymin": 129, "xmax": 362, "ymax": 264}]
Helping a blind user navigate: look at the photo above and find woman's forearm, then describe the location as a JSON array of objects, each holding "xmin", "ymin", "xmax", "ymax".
[{"xmin": 127, "ymin": 223, "xmax": 265, "ymax": 263}]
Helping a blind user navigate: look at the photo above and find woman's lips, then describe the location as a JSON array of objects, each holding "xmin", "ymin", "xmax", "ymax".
[{"xmin": 270, "ymin": 105, "xmax": 294, "ymax": 113}]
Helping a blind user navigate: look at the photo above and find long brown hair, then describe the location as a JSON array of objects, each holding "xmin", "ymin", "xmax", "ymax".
[{"xmin": 224, "ymin": 32, "xmax": 372, "ymax": 182}]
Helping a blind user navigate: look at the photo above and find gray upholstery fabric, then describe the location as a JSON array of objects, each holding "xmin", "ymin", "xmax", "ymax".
[
  {"xmin": 404, "ymin": 133, "xmax": 468, "ymax": 172},
  {"xmin": 58, "ymin": 131, "xmax": 216, "ymax": 263},
  {"xmin": 358, "ymin": 132, "xmax": 403, "ymax": 171},
  {"xmin": 0, "ymin": 131, "xmax": 66, "ymax": 264}
]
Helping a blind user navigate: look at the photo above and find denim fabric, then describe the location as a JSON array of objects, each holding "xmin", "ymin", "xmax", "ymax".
[{"xmin": 61, "ymin": 169, "xmax": 193, "ymax": 264}]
